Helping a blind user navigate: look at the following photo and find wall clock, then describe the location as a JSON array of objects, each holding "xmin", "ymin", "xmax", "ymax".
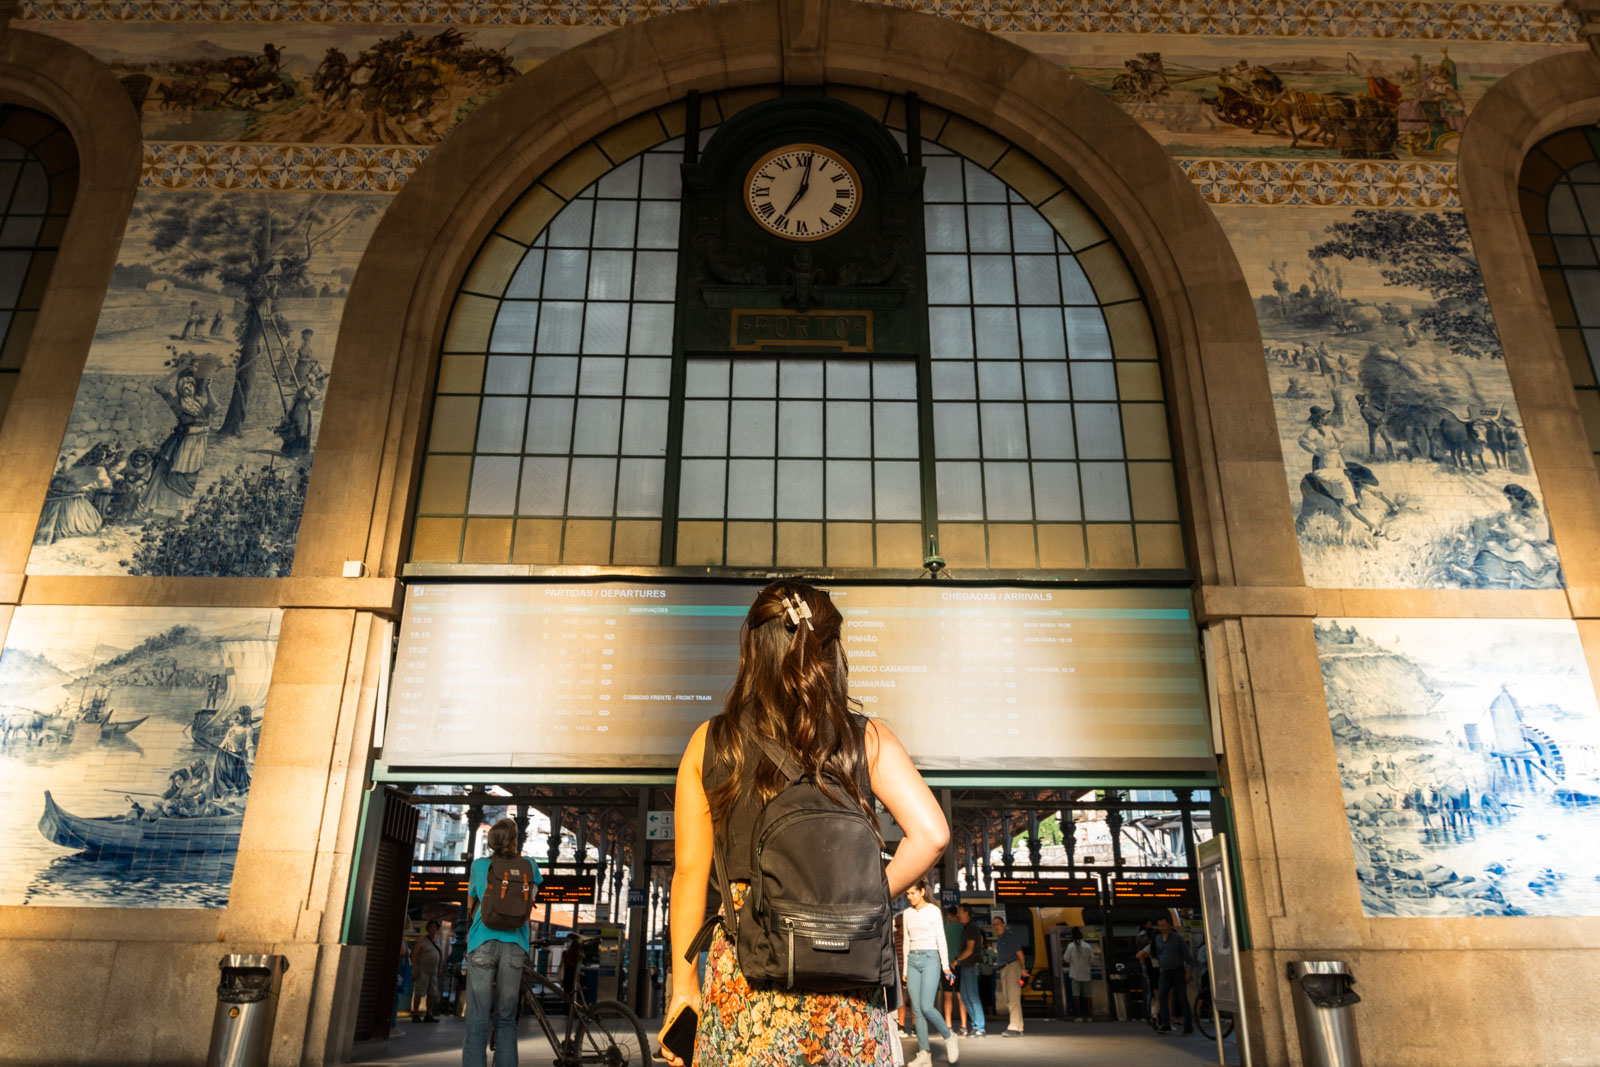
[{"xmin": 744, "ymin": 144, "xmax": 861, "ymax": 242}]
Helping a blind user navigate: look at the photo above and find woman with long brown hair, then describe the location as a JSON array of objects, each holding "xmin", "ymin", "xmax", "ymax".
[{"xmin": 660, "ymin": 581, "xmax": 949, "ymax": 1066}]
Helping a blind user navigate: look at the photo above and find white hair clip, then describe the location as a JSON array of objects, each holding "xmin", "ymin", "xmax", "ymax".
[{"xmin": 781, "ymin": 593, "xmax": 815, "ymax": 631}]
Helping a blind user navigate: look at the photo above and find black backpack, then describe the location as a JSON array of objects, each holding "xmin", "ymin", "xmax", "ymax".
[
  {"xmin": 479, "ymin": 855, "xmax": 536, "ymax": 931},
  {"xmin": 693, "ymin": 730, "xmax": 895, "ymax": 992}
]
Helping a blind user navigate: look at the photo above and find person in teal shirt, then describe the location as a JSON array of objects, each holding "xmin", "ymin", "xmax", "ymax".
[{"xmin": 464, "ymin": 818, "xmax": 541, "ymax": 1067}]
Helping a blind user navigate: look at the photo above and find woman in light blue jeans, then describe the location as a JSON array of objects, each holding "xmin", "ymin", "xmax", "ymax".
[{"xmin": 901, "ymin": 880, "xmax": 958, "ymax": 1065}]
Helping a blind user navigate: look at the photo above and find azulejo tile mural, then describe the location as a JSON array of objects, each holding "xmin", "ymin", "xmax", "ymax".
[
  {"xmin": 26, "ymin": 188, "xmax": 388, "ymax": 577},
  {"xmin": 1319, "ymin": 618, "xmax": 1600, "ymax": 917},
  {"xmin": 0, "ymin": 607, "xmax": 281, "ymax": 908},
  {"xmin": 1216, "ymin": 206, "xmax": 1562, "ymax": 589},
  {"xmin": 144, "ymin": 141, "xmax": 426, "ymax": 192},
  {"xmin": 1180, "ymin": 158, "xmax": 1458, "ymax": 207}
]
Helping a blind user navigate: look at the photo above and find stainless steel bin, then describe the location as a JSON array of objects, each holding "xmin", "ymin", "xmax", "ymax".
[
  {"xmin": 1287, "ymin": 960, "xmax": 1362, "ymax": 1067},
  {"xmin": 206, "ymin": 954, "xmax": 290, "ymax": 1067}
]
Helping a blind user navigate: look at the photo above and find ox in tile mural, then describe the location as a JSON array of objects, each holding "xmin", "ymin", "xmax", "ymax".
[
  {"xmin": 1217, "ymin": 206, "xmax": 1562, "ymax": 589},
  {"xmin": 1320, "ymin": 618, "xmax": 1600, "ymax": 917},
  {"xmin": 0, "ymin": 607, "xmax": 281, "ymax": 908},
  {"xmin": 27, "ymin": 188, "xmax": 387, "ymax": 577}
]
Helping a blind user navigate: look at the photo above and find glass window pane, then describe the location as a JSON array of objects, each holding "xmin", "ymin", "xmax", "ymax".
[
  {"xmin": 629, "ymin": 304, "xmax": 674, "ymax": 355},
  {"xmin": 1024, "ymin": 361, "xmax": 1070, "ymax": 400},
  {"xmin": 777, "ymin": 459, "xmax": 823, "ymax": 518},
  {"xmin": 727, "ymin": 459, "xmax": 776, "ymax": 519},
  {"xmin": 929, "ymin": 307, "xmax": 974, "ymax": 358},
  {"xmin": 874, "ymin": 362, "xmax": 918, "ymax": 400},
  {"xmin": 637, "ymin": 201, "xmax": 680, "ymax": 248},
  {"xmin": 733, "ymin": 359, "xmax": 777, "ymax": 397},
  {"xmin": 678, "ymin": 459, "xmax": 726, "ymax": 518},
  {"xmin": 1576, "ymin": 184, "xmax": 1600, "ymax": 233},
  {"xmin": 579, "ymin": 356, "xmax": 626, "ymax": 394},
  {"xmin": 485, "ymin": 354, "xmax": 532, "ymax": 394},
  {"xmin": 780, "ymin": 360, "xmax": 824, "ymax": 397},
  {"xmin": 536, "ymin": 302, "xmax": 584, "ymax": 354},
  {"xmin": 779, "ymin": 399, "xmax": 824, "ymax": 456},
  {"xmin": 825, "ymin": 460, "xmax": 873, "ymax": 519},
  {"xmin": 1027, "ymin": 403, "xmax": 1076, "ymax": 458},
  {"xmin": 924, "ymin": 156, "xmax": 964, "ymax": 202},
  {"xmin": 936, "ymin": 461, "xmax": 983, "ymax": 520},
  {"xmin": 531, "ymin": 354, "xmax": 579, "ymax": 394},
  {"xmin": 1015, "ymin": 256, "xmax": 1061, "ymax": 304},
  {"xmin": 1080, "ymin": 462, "xmax": 1131, "ymax": 520},
  {"xmin": 974, "ymin": 307, "xmax": 1020, "ymax": 359},
  {"xmin": 640, "ymin": 152, "xmax": 680, "ymax": 198},
  {"xmin": 633, "ymin": 251, "xmax": 677, "ymax": 301},
  {"xmin": 621, "ymin": 398, "xmax": 669, "ymax": 455},
  {"xmin": 826, "ymin": 400, "xmax": 872, "ymax": 456},
  {"xmin": 517, "ymin": 456, "xmax": 568, "ymax": 516},
  {"xmin": 1032, "ymin": 462, "xmax": 1082, "ymax": 520},
  {"xmin": 627, "ymin": 357, "xmax": 672, "ymax": 396},
  {"xmin": 980, "ymin": 402, "xmax": 1029, "ymax": 458},
  {"xmin": 1548, "ymin": 183, "xmax": 1586, "ymax": 233},
  {"xmin": 1064, "ymin": 308, "xmax": 1112, "ymax": 359},
  {"xmin": 505, "ymin": 249, "xmax": 545, "ymax": 298},
  {"xmin": 730, "ymin": 400, "xmax": 776, "ymax": 455},
  {"xmin": 686, "ymin": 359, "xmax": 730, "ymax": 397},
  {"xmin": 567, "ymin": 457, "xmax": 618, "ymax": 516},
  {"xmin": 596, "ymin": 155, "xmax": 641, "ymax": 198},
  {"xmin": 1555, "ymin": 235, "xmax": 1598, "ymax": 266},
  {"xmin": 984, "ymin": 462, "xmax": 1033, "ymax": 520},
  {"xmin": 1567, "ymin": 271, "xmax": 1600, "ymax": 327},
  {"xmin": 874, "ymin": 402, "xmax": 920, "ymax": 458},
  {"xmin": 934, "ymin": 403, "xmax": 981, "ymax": 458},
  {"xmin": 583, "ymin": 302, "xmax": 629, "ymax": 354},
  {"xmin": 874, "ymin": 461, "xmax": 922, "ymax": 520},
  {"xmin": 1075, "ymin": 403, "xmax": 1125, "ymax": 458},
  {"xmin": 964, "ymin": 162, "xmax": 1006, "ymax": 203},
  {"xmin": 1019, "ymin": 307, "xmax": 1066, "ymax": 360},
  {"xmin": 971, "ymin": 255, "xmax": 1016, "ymax": 304},
  {"xmin": 826, "ymin": 361, "xmax": 871, "ymax": 398},
  {"xmin": 925, "ymin": 204, "xmax": 967, "ymax": 252},
  {"xmin": 977, "ymin": 362, "xmax": 1024, "ymax": 400},
  {"xmin": 490, "ymin": 303, "xmax": 538, "ymax": 353},
  {"xmin": 1059, "ymin": 256, "xmax": 1098, "ymax": 304},
  {"xmin": 682, "ymin": 399, "xmax": 729, "ymax": 455},
  {"xmin": 616, "ymin": 457, "xmax": 665, "ymax": 517},
  {"xmin": 1011, "ymin": 205, "xmax": 1057, "ymax": 253},
  {"xmin": 476, "ymin": 397, "xmax": 527, "ymax": 453},
  {"xmin": 11, "ymin": 163, "xmax": 45, "ymax": 214},
  {"xmin": 967, "ymin": 205, "xmax": 1011, "ymax": 253},
  {"xmin": 592, "ymin": 199, "xmax": 637, "ymax": 247},
  {"xmin": 588, "ymin": 250, "xmax": 634, "ymax": 300},
  {"xmin": 927, "ymin": 255, "xmax": 971, "ymax": 304},
  {"xmin": 525, "ymin": 397, "xmax": 575, "ymax": 452},
  {"xmin": 469, "ymin": 455, "xmax": 521, "ymax": 514},
  {"xmin": 547, "ymin": 200, "xmax": 594, "ymax": 247},
  {"xmin": 1070, "ymin": 362, "xmax": 1119, "ymax": 400},
  {"xmin": 543, "ymin": 249, "xmax": 589, "ymax": 298},
  {"xmin": 932, "ymin": 361, "xmax": 977, "ymax": 400},
  {"xmin": 572, "ymin": 397, "xmax": 622, "ymax": 453}
]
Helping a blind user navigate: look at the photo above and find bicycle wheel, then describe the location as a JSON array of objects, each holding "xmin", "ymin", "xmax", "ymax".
[
  {"xmin": 1194, "ymin": 991, "xmax": 1235, "ymax": 1040},
  {"xmin": 578, "ymin": 999, "xmax": 651, "ymax": 1066}
]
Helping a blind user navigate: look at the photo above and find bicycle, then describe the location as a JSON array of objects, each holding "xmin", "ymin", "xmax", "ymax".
[
  {"xmin": 515, "ymin": 933, "xmax": 651, "ymax": 1066},
  {"xmin": 1192, "ymin": 961, "xmax": 1235, "ymax": 1041}
]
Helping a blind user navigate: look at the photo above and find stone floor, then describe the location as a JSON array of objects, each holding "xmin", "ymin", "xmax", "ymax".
[{"xmin": 351, "ymin": 1014, "xmax": 1238, "ymax": 1065}]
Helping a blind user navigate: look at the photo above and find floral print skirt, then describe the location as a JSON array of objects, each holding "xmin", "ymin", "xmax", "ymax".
[{"xmin": 695, "ymin": 885, "xmax": 895, "ymax": 1066}]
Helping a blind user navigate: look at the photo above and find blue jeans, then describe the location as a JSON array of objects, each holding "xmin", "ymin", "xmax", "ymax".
[
  {"xmin": 1158, "ymin": 966, "xmax": 1190, "ymax": 1031},
  {"xmin": 907, "ymin": 950, "xmax": 953, "ymax": 1051},
  {"xmin": 957, "ymin": 965, "xmax": 985, "ymax": 1034},
  {"xmin": 464, "ymin": 939, "xmax": 525, "ymax": 1067}
]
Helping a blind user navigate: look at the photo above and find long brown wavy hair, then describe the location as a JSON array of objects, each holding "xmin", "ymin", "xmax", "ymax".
[{"xmin": 705, "ymin": 580, "xmax": 877, "ymax": 836}]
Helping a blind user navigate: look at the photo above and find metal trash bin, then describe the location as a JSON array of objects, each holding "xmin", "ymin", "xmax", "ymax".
[
  {"xmin": 207, "ymin": 954, "xmax": 290, "ymax": 1067},
  {"xmin": 1287, "ymin": 960, "xmax": 1362, "ymax": 1067}
]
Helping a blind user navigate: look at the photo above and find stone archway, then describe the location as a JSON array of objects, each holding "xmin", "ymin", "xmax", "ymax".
[{"xmin": 306, "ymin": 0, "xmax": 1294, "ymax": 597}]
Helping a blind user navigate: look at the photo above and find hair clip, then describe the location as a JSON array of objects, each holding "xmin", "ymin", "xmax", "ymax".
[{"xmin": 780, "ymin": 593, "xmax": 815, "ymax": 631}]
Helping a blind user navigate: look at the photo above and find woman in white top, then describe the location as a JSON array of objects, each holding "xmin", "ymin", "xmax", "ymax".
[{"xmin": 901, "ymin": 879, "xmax": 959, "ymax": 1065}]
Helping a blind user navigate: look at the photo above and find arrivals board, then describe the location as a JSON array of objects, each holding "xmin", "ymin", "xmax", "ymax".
[
  {"xmin": 993, "ymin": 877, "xmax": 1102, "ymax": 906},
  {"xmin": 384, "ymin": 581, "xmax": 1210, "ymax": 771}
]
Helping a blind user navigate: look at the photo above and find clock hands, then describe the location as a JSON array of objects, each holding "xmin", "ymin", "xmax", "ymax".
[{"xmin": 782, "ymin": 152, "xmax": 814, "ymax": 216}]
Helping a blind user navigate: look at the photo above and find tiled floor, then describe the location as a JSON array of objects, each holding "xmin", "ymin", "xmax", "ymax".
[{"xmin": 352, "ymin": 1013, "xmax": 1236, "ymax": 1066}]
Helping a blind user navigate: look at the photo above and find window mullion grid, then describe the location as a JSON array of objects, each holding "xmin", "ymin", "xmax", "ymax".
[
  {"xmin": 555, "ymin": 187, "xmax": 602, "ymax": 560},
  {"xmin": 959, "ymin": 163, "xmax": 990, "ymax": 567},
  {"xmin": 1008, "ymin": 194, "xmax": 1040, "ymax": 568}
]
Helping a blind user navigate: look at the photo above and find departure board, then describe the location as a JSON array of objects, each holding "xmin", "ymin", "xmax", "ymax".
[
  {"xmin": 536, "ymin": 875, "xmax": 597, "ymax": 904},
  {"xmin": 384, "ymin": 581, "xmax": 1211, "ymax": 771},
  {"xmin": 1110, "ymin": 878, "xmax": 1199, "ymax": 906},
  {"xmin": 993, "ymin": 878, "xmax": 1102, "ymax": 905}
]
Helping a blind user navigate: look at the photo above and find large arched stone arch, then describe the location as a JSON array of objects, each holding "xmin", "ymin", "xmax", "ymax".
[
  {"xmin": 1459, "ymin": 47, "xmax": 1600, "ymax": 595},
  {"xmin": 0, "ymin": 29, "xmax": 142, "ymax": 587},
  {"xmin": 307, "ymin": 0, "xmax": 1297, "ymax": 599}
]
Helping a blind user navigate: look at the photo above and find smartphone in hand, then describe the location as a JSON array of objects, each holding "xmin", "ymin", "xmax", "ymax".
[{"xmin": 659, "ymin": 1003, "xmax": 698, "ymax": 1065}]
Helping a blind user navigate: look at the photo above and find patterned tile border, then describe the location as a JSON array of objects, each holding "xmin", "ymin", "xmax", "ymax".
[
  {"xmin": 144, "ymin": 141, "xmax": 1462, "ymax": 208},
  {"xmin": 18, "ymin": 0, "xmax": 1580, "ymax": 44}
]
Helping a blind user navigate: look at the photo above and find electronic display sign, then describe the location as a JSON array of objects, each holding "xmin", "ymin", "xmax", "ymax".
[
  {"xmin": 385, "ymin": 581, "xmax": 1210, "ymax": 771},
  {"xmin": 1109, "ymin": 877, "xmax": 1199, "ymax": 907},
  {"xmin": 993, "ymin": 877, "xmax": 1101, "ymax": 906},
  {"xmin": 535, "ymin": 875, "xmax": 597, "ymax": 905}
]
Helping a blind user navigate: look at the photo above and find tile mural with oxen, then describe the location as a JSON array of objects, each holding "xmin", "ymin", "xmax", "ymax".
[
  {"xmin": 1319, "ymin": 618, "xmax": 1600, "ymax": 917},
  {"xmin": 1215, "ymin": 205, "xmax": 1562, "ymax": 589},
  {"xmin": 26, "ymin": 188, "xmax": 387, "ymax": 577},
  {"xmin": 0, "ymin": 607, "xmax": 281, "ymax": 908}
]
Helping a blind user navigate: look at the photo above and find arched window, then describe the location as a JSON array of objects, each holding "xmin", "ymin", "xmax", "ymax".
[
  {"xmin": 0, "ymin": 105, "xmax": 77, "ymax": 431},
  {"xmin": 412, "ymin": 92, "xmax": 1183, "ymax": 574},
  {"xmin": 1521, "ymin": 127, "xmax": 1600, "ymax": 466}
]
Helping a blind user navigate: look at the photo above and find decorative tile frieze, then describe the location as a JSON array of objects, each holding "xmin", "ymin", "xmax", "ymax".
[
  {"xmin": 143, "ymin": 141, "xmax": 429, "ymax": 192},
  {"xmin": 18, "ymin": 0, "xmax": 1581, "ymax": 43},
  {"xmin": 1179, "ymin": 157, "xmax": 1459, "ymax": 207}
]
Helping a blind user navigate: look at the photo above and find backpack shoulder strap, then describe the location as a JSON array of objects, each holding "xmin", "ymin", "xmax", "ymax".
[{"xmin": 748, "ymin": 730, "xmax": 803, "ymax": 786}]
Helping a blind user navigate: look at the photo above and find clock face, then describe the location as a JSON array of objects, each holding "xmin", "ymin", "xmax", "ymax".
[{"xmin": 744, "ymin": 144, "xmax": 861, "ymax": 242}]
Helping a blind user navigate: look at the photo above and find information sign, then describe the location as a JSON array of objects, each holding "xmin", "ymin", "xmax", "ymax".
[
  {"xmin": 627, "ymin": 887, "xmax": 646, "ymax": 909},
  {"xmin": 1109, "ymin": 877, "xmax": 1198, "ymax": 906},
  {"xmin": 646, "ymin": 810, "xmax": 675, "ymax": 840},
  {"xmin": 992, "ymin": 877, "xmax": 1101, "ymax": 906},
  {"xmin": 535, "ymin": 875, "xmax": 597, "ymax": 904},
  {"xmin": 940, "ymin": 888, "xmax": 960, "ymax": 908}
]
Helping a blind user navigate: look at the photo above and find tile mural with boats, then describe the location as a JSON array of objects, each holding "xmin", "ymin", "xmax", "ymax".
[
  {"xmin": 0, "ymin": 606, "xmax": 280, "ymax": 908},
  {"xmin": 25, "ymin": 188, "xmax": 387, "ymax": 578},
  {"xmin": 1320, "ymin": 618, "xmax": 1600, "ymax": 917},
  {"xmin": 1215, "ymin": 205, "xmax": 1563, "ymax": 589}
]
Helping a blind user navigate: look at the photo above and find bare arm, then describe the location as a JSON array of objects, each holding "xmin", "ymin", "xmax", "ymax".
[
  {"xmin": 661, "ymin": 721, "xmax": 711, "ymax": 1064},
  {"xmin": 866, "ymin": 718, "xmax": 948, "ymax": 897}
]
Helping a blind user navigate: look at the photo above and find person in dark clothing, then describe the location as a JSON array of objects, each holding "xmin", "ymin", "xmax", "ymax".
[
  {"xmin": 1150, "ymin": 916, "xmax": 1194, "ymax": 1034},
  {"xmin": 951, "ymin": 904, "xmax": 987, "ymax": 1038}
]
